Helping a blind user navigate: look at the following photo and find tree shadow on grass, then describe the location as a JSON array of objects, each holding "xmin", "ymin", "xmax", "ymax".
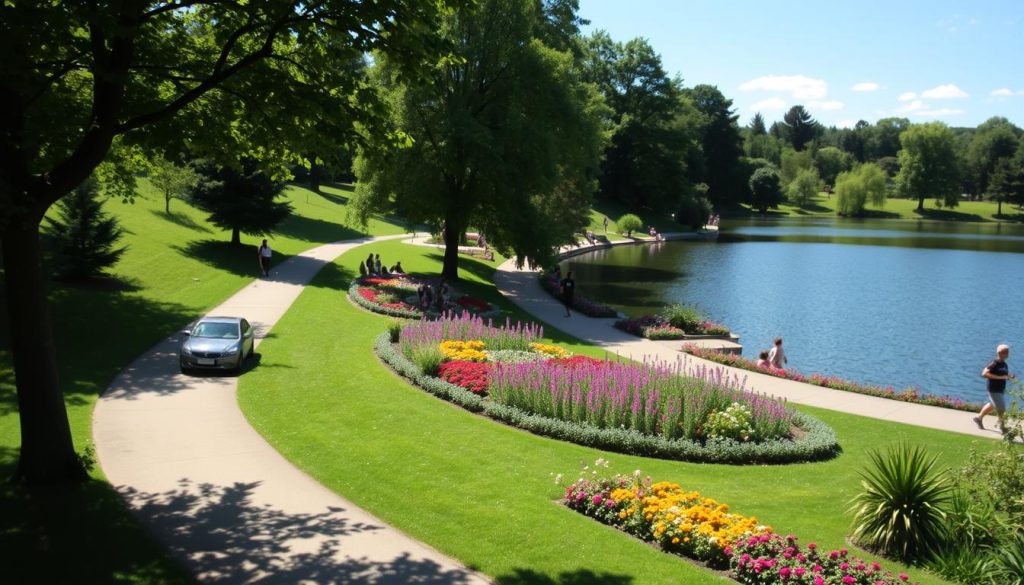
[
  {"xmin": 0, "ymin": 475, "xmax": 192, "ymax": 585},
  {"xmin": 173, "ymin": 239, "xmax": 287, "ymax": 280},
  {"xmin": 275, "ymin": 214, "xmax": 365, "ymax": 245},
  {"xmin": 855, "ymin": 209, "xmax": 901, "ymax": 219},
  {"xmin": 913, "ymin": 208, "xmax": 984, "ymax": 222},
  {"xmin": 497, "ymin": 568, "xmax": 633, "ymax": 585},
  {"xmin": 116, "ymin": 478, "xmax": 484, "ymax": 584},
  {"xmin": 996, "ymin": 212, "xmax": 1024, "ymax": 223},
  {"xmin": 149, "ymin": 209, "xmax": 213, "ymax": 234}
]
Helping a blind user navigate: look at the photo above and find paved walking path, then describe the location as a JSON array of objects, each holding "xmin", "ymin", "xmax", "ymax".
[
  {"xmin": 494, "ymin": 253, "xmax": 1005, "ymax": 441},
  {"xmin": 93, "ymin": 235, "xmax": 491, "ymax": 585}
]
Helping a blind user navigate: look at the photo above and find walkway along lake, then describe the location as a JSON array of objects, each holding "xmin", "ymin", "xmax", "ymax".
[{"xmin": 563, "ymin": 217, "xmax": 1024, "ymax": 404}]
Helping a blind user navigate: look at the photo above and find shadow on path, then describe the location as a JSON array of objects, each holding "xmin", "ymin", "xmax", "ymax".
[{"xmin": 121, "ymin": 479, "xmax": 482, "ymax": 584}]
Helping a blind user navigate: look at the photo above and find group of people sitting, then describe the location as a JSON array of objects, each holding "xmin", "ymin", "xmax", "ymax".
[
  {"xmin": 359, "ymin": 253, "xmax": 404, "ymax": 277},
  {"xmin": 416, "ymin": 280, "xmax": 450, "ymax": 311},
  {"xmin": 648, "ymin": 226, "xmax": 665, "ymax": 241}
]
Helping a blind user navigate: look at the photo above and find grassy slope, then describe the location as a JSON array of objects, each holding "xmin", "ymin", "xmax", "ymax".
[
  {"xmin": 239, "ymin": 237, "xmax": 974, "ymax": 585},
  {"xmin": 733, "ymin": 192, "xmax": 1023, "ymax": 222},
  {"xmin": 0, "ymin": 181, "xmax": 401, "ymax": 584}
]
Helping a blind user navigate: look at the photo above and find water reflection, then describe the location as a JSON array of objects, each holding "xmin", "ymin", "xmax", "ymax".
[{"xmin": 565, "ymin": 218, "xmax": 1024, "ymax": 403}]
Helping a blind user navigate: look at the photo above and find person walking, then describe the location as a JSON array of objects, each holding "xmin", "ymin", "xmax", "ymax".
[
  {"xmin": 560, "ymin": 270, "xmax": 575, "ymax": 317},
  {"xmin": 603, "ymin": 216, "xmax": 609, "ymax": 234},
  {"xmin": 768, "ymin": 337, "xmax": 787, "ymax": 369},
  {"xmin": 973, "ymin": 344, "xmax": 1014, "ymax": 433},
  {"xmin": 257, "ymin": 239, "xmax": 272, "ymax": 277}
]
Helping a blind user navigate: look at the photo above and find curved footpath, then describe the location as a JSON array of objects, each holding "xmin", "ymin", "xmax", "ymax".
[
  {"xmin": 494, "ymin": 241, "xmax": 1005, "ymax": 441},
  {"xmin": 93, "ymin": 235, "xmax": 491, "ymax": 585}
]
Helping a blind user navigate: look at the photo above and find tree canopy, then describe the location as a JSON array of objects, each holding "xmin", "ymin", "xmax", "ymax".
[
  {"xmin": 191, "ymin": 160, "xmax": 292, "ymax": 245},
  {"xmin": 780, "ymin": 105, "xmax": 820, "ymax": 151},
  {"xmin": 353, "ymin": 0, "xmax": 607, "ymax": 279},
  {"xmin": 896, "ymin": 122, "xmax": 961, "ymax": 210},
  {"xmin": 0, "ymin": 0, "xmax": 465, "ymax": 484},
  {"xmin": 684, "ymin": 84, "xmax": 746, "ymax": 208}
]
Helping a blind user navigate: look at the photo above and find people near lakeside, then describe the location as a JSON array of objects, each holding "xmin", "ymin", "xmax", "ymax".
[
  {"xmin": 373, "ymin": 254, "xmax": 383, "ymax": 275},
  {"xmin": 366, "ymin": 252, "xmax": 376, "ymax": 274},
  {"xmin": 559, "ymin": 270, "xmax": 575, "ymax": 317},
  {"xmin": 585, "ymin": 230, "xmax": 597, "ymax": 245},
  {"xmin": 647, "ymin": 225, "xmax": 664, "ymax": 242},
  {"xmin": 756, "ymin": 351, "xmax": 771, "ymax": 369},
  {"xmin": 603, "ymin": 215, "xmax": 609, "ymax": 233},
  {"xmin": 973, "ymin": 344, "xmax": 1014, "ymax": 433},
  {"xmin": 390, "ymin": 261, "xmax": 404, "ymax": 274},
  {"xmin": 257, "ymin": 239, "xmax": 272, "ymax": 277},
  {"xmin": 358, "ymin": 261, "xmax": 367, "ymax": 277},
  {"xmin": 768, "ymin": 337, "xmax": 788, "ymax": 369}
]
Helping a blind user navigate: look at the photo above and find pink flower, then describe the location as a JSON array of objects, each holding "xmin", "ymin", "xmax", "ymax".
[
  {"xmin": 843, "ymin": 577, "xmax": 855, "ymax": 585},
  {"xmin": 899, "ymin": 574, "xmax": 909, "ymax": 582},
  {"xmin": 840, "ymin": 562, "xmax": 849, "ymax": 570},
  {"xmin": 780, "ymin": 567, "xmax": 792, "ymax": 579},
  {"xmin": 808, "ymin": 542, "xmax": 817, "ymax": 550},
  {"xmin": 591, "ymin": 495, "xmax": 602, "ymax": 505},
  {"xmin": 814, "ymin": 577, "xmax": 825, "ymax": 585},
  {"xmin": 795, "ymin": 567, "xmax": 806, "ymax": 577}
]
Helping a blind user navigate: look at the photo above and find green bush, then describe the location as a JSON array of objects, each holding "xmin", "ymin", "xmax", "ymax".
[
  {"xmin": 387, "ymin": 319, "xmax": 404, "ymax": 343},
  {"xmin": 993, "ymin": 532, "xmax": 1024, "ymax": 585},
  {"xmin": 848, "ymin": 443, "xmax": 952, "ymax": 562},
  {"xmin": 43, "ymin": 175, "xmax": 127, "ymax": 280},
  {"xmin": 660, "ymin": 303, "xmax": 704, "ymax": 333},
  {"xmin": 927, "ymin": 545, "xmax": 995, "ymax": 584},
  {"xmin": 406, "ymin": 343, "xmax": 443, "ymax": 376},
  {"xmin": 616, "ymin": 213, "xmax": 642, "ymax": 237}
]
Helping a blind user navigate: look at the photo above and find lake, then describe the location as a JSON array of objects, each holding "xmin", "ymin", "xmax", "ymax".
[{"xmin": 563, "ymin": 218, "xmax": 1024, "ymax": 403}]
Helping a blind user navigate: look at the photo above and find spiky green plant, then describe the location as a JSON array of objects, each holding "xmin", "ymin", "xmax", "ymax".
[
  {"xmin": 848, "ymin": 443, "xmax": 952, "ymax": 562},
  {"xmin": 993, "ymin": 532, "xmax": 1024, "ymax": 585}
]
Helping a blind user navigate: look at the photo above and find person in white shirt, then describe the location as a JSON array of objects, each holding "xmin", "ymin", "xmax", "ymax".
[
  {"xmin": 258, "ymin": 239, "xmax": 272, "ymax": 277},
  {"xmin": 768, "ymin": 337, "xmax": 787, "ymax": 369}
]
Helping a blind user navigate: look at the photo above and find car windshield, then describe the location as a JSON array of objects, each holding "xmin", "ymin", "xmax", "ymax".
[{"xmin": 192, "ymin": 322, "xmax": 239, "ymax": 339}]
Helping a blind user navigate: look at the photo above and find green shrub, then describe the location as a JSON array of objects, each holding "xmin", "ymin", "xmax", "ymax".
[
  {"xmin": 927, "ymin": 545, "xmax": 995, "ymax": 584},
  {"xmin": 703, "ymin": 402, "xmax": 757, "ymax": 442},
  {"xmin": 993, "ymin": 532, "xmax": 1024, "ymax": 585},
  {"xmin": 660, "ymin": 303, "xmax": 704, "ymax": 333},
  {"xmin": 387, "ymin": 320, "xmax": 404, "ymax": 343},
  {"xmin": 848, "ymin": 443, "xmax": 952, "ymax": 562},
  {"xmin": 43, "ymin": 175, "xmax": 127, "ymax": 280},
  {"xmin": 616, "ymin": 213, "xmax": 642, "ymax": 237},
  {"xmin": 406, "ymin": 344, "xmax": 443, "ymax": 376}
]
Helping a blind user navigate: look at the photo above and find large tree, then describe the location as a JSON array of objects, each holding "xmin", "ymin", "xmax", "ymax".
[
  {"xmin": 0, "ymin": 0, "xmax": 461, "ymax": 484},
  {"xmin": 964, "ymin": 117, "xmax": 1021, "ymax": 197},
  {"xmin": 780, "ymin": 105, "xmax": 820, "ymax": 151},
  {"xmin": 581, "ymin": 32, "xmax": 697, "ymax": 211},
  {"xmin": 896, "ymin": 122, "xmax": 961, "ymax": 211},
  {"xmin": 191, "ymin": 160, "xmax": 292, "ymax": 245},
  {"xmin": 867, "ymin": 117, "xmax": 910, "ymax": 160},
  {"xmin": 353, "ymin": 0, "xmax": 606, "ymax": 280},
  {"xmin": 684, "ymin": 84, "xmax": 746, "ymax": 208}
]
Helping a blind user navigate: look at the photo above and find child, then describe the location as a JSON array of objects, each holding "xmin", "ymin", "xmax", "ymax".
[{"xmin": 756, "ymin": 351, "xmax": 770, "ymax": 369}]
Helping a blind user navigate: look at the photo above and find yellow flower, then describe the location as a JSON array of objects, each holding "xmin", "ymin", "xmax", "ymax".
[{"xmin": 529, "ymin": 342, "xmax": 569, "ymax": 358}]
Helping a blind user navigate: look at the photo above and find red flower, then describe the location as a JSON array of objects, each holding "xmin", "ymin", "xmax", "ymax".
[
  {"xmin": 456, "ymin": 295, "xmax": 491, "ymax": 311},
  {"xmin": 439, "ymin": 360, "xmax": 491, "ymax": 394},
  {"xmin": 546, "ymin": 355, "xmax": 605, "ymax": 369},
  {"xmin": 358, "ymin": 287, "xmax": 377, "ymax": 301}
]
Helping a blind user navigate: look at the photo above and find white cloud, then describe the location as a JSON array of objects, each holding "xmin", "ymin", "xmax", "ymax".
[
  {"xmin": 808, "ymin": 100, "xmax": 844, "ymax": 111},
  {"xmin": 921, "ymin": 84, "xmax": 968, "ymax": 99},
  {"xmin": 739, "ymin": 75, "xmax": 828, "ymax": 99},
  {"xmin": 991, "ymin": 88, "xmax": 1024, "ymax": 97},
  {"xmin": 898, "ymin": 92, "xmax": 917, "ymax": 102},
  {"xmin": 896, "ymin": 99, "xmax": 928, "ymax": 113},
  {"xmin": 851, "ymin": 82, "xmax": 881, "ymax": 92},
  {"xmin": 750, "ymin": 97, "xmax": 787, "ymax": 111},
  {"xmin": 836, "ymin": 119, "xmax": 858, "ymax": 129}
]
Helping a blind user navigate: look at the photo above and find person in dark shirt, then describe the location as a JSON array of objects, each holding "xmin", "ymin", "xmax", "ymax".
[
  {"xmin": 973, "ymin": 344, "xmax": 1013, "ymax": 433},
  {"xmin": 559, "ymin": 270, "xmax": 575, "ymax": 317}
]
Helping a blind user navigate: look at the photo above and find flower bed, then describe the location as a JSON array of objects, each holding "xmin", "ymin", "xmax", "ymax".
[
  {"xmin": 349, "ymin": 276, "xmax": 500, "ymax": 320},
  {"xmin": 616, "ymin": 311, "xmax": 731, "ymax": 341},
  {"xmin": 682, "ymin": 345, "xmax": 984, "ymax": 413},
  {"xmin": 377, "ymin": 313, "xmax": 839, "ymax": 464},
  {"xmin": 539, "ymin": 273, "xmax": 619, "ymax": 318},
  {"xmin": 563, "ymin": 465, "xmax": 916, "ymax": 584}
]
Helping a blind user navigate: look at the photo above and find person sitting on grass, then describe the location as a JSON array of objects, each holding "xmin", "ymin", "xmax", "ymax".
[
  {"xmin": 756, "ymin": 351, "xmax": 770, "ymax": 369},
  {"xmin": 358, "ymin": 261, "xmax": 367, "ymax": 277},
  {"xmin": 390, "ymin": 261, "xmax": 404, "ymax": 274}
]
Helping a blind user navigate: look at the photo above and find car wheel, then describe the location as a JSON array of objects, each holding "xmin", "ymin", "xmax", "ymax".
[{"xmin": 180, "ymin": 364, "xmax": 190, "ymax": 375}]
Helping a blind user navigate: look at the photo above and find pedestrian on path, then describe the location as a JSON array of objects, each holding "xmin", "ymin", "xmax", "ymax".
[
  {"xmin": 603, "ymin": 216, "xmax": 609, "ymax": 233},
  {"xmin": 768, "ymin": 337, "xmax": 787, "ymax": 369},
  {"xmin": 560, "ymin": 270, "xmax": 575, "ymax": 317},
  {"xmin": 974, "ymin": 344, "xmax": 1014, "ymax": 433},
  {"xmin": 258, "ymin": 239, "xmax": 272, "ymax": 277}
]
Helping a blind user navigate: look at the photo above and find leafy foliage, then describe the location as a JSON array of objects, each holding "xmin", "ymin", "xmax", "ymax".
[
  {"xmin": 42, "ymin": 176, "xmax": 127, "ymax": 280},
  {"xmin": 780, "ymin": 105, "xmax": 820, "ymax": 151},
  {"xmin": 748, "ymin": 167, "xmax": 783, "ymax": 213},
  {"xmin": 616, "ymin": 213, "xmax": 643, "ymax": 236},
  {"xmin": 190, "ymin": 160, "xmax": 292, "ymax": 245},
  {"xmin": 685, "ymin": 84, "xmax": 746, "ymax": 208},
  {"xmin": 786, "ymin": 168, "xmax": 820, "ymax": 208},
  {"xmin": 896, "ymin": 122, "xmax": 961, "ymax": 210},
  {"xmin": 848, "ymin": 443, "xmax": 952, "ymax": 562}
]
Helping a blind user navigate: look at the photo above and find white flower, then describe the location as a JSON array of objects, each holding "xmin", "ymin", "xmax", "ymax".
[{"xmin": 554, "ymin": 473, "xmax": 563, "ymax": 484}]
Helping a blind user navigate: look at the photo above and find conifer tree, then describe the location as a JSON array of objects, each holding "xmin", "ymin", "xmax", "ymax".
[{"xmin": 43, "ymin": 176, "xmax": 127, "ymax": 280}]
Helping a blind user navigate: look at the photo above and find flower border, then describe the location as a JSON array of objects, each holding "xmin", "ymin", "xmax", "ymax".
[{"xmin": 376, "ymin": 332, "xmax": 840, "ymax": 465}]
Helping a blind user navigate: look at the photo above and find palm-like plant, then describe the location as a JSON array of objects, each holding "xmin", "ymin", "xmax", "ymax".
[
  {"xmin": 848, "ymin": 443, "xmax": 952, "ymax": 562},
  {"xmin": 993, "ymin": 532, "xmax": 1024, "ymax": 585}
]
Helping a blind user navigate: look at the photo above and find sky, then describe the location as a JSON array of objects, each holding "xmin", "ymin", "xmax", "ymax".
[{"xmin": 578, "ymin": 0, "xmax": 1024, "ymax": 129}]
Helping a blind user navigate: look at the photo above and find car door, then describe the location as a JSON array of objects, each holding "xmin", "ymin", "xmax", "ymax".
[{"xmin": 241, "ymin": 319, "xmax": 254, "ymax": 357}]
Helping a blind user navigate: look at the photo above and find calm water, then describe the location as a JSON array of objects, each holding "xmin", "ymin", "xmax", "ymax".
[{"xmin": 564, "ymin": 218, "xmax": 1024, "ymax": 403}]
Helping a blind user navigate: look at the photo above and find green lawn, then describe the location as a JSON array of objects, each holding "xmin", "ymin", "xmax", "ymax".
[
  {"xmin": 239, "ymin": 237, "xmax": 977, "ymax": 585},
  {"xmin": 733, "ymin": 192, "xmax": 1023, "ymax": 223},
  {"xmin": 0, "ymin": 180, "xmax": 403, "ymax": 584}
]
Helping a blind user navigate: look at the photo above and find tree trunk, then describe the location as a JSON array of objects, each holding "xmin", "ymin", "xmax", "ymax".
[
  {"xmin": 309, "ymin": 160, "xmax": 321, "ymax": 193},
  {"xmin": 165, "ymin": 193, "xmax": 171, "ymax": 214},
  {"xmin": 231, "ymin": 227, "xmax": 241, "ymax": 245},
  {"xmin": 917, "ymin": 196, "xmax": 925, "ymax": 211},
  {"xmin": 998, "ymin": 197, "xmax": 1002, "ymax": 217},
  {"xmin": 441, "ymin": 219, "xmax": 461, "ymax": 281},
  {"xmin": 2, "ymin": 224, "xmax": 86, "ymax": 484}
]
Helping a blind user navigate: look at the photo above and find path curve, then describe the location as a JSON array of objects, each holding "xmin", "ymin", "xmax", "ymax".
[
  {"xmin": 494, "ymin": 252, "xmax": 1004, "ymax": 441},
  {"xmin": 93, "ymin": 235, "xmax": 491, "ymax": 585}
]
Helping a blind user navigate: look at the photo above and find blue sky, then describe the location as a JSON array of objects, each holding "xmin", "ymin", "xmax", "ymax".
[{"xmin": 579, "ymin": 1, "xmax": 1024, "ymax": 129}]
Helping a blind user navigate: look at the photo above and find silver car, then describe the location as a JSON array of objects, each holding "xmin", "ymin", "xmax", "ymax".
[{"xmin": 179, "ymin": 316, "xmax": 255, "ymax": 374}]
